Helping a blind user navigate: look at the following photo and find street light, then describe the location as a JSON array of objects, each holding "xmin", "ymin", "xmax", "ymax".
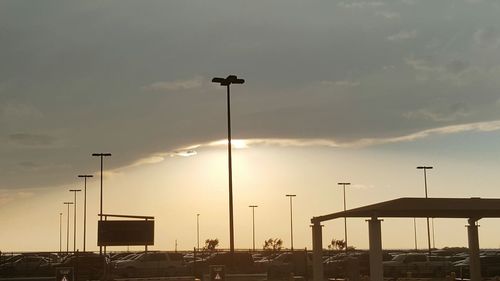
[
  {"xmin": 92, "ymin": 152, "xmax": 112, "ymax": 255},
  {"xmin": 69, "ymin": 189, "xmax": 81, "ymax": 252},
  {"xmin": 337, "ymin": 182, "xmax": 351, "ymax": 254},
  {"xmin": 211, "ymin": 75, "xmax": 245, "ymax": 258},
  {"xmin": 417, "ymin": 166, "xmax": 433, "ymax": 256},
  {"xmin": 78, "ymin": 174, "xmax": 93, "ymax": 252},
  {"xmin": 285, "ymin": 194, "xmax": 296, "ymax": 251},
  {"xmin": 59, "ymin": 212, "xmax": 63, "ymax": 253},
  {"xmin": 249, "ymin": 205, "xmax": 258, "ymax": 251},
  {"xmin": 196, "ymin": 214, "xmax": 200, "ymax": 251},
  {"xmin": 63, "ymin": 202, "xmax": 73, "ymax": 253}
]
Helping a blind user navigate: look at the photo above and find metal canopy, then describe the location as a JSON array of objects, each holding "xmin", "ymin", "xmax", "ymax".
[{"xmin": 311, "ymin": 197, "xmax": 500, "ymax": 223}]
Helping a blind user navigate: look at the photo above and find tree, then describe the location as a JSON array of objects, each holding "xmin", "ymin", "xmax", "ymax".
[
  {"xmin": 203, "ymin": 238, "xmax": 219, "ymax": 252},
  {"xmin": 263, "ymin": 238, "xmax": 283, "ymax": 252},
  {"xmin": 327, "ymin": 238, "xmax": 346, "ymax": 250}
]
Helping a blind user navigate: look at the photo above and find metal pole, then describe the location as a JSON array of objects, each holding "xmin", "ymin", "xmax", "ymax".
[
  {"xmin": 78, "ymin": 175, "xmax": 93, "ymax": 252},
  {"xmin": 286, "ymin": 194, "xmax": 296, "ymax": 251},
  {"xmin": 226, "ymin": 84, "xmax": 235, "ymax": 257},
  {"xmin": 414, "ymin": 218, "xmax": 418, "ymax": 250},
  {"xmin": 197, "ymin": 214, "xmax": 200, "ymax": 251},
  {"xmin": 92, "ymin": 153, "xmax": 111, "ymax": 255},
  {"xmin": 417, "ymin": 166, "xmax": 433, "ymax": 256},
  {"xmin": 337, "ymin": 182, "xmax": 351, "ymax": 254},
  {"xmin": 59, "ymin": 212, "xmax": 62, "ymax": 253},
  {"xmin": 249, "ymin": 205, "xmax": 258, "ymax": 251},
  {"xmin": 69, "ymin": 189, "xmax": 81, "ymax": 252},
  {"xmin": 64, "ymin": 202, "xmax": 73, "ymax": 253},
  {"xmin": 212, "ymin": 75, "xmax": 244, "ymax": 261}
]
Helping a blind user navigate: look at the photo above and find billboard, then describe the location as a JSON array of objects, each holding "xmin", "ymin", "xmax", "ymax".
[{"xmin": 98, "ymin": 220, "xmax": 154, "ymax": 246}]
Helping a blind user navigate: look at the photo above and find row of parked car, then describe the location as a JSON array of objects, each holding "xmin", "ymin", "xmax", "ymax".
[{"xmin": 3, "ymin": 249, "xmax": 500, "ymax": 280}]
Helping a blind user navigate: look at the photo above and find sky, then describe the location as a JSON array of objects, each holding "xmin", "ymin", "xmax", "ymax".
[{"xmin": 2, "ymin": 0, "xmax": 500, "ymax": 252}]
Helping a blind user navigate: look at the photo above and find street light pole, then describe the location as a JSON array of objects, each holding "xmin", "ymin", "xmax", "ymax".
[
  {"xmin": 69, "ymin": 189, "xmax": 81, "ymax": 252},
  {"xmin": 337, "ymin": 182, "xmax": 351, "ymax": 254},
  {"xmin": 63, "ymin": 202, "xmax": 73, "ymax": 253},
  {"xmin": 417, "ymin": 166, "xmax": 433, "ymax": 256},
  {"xmin": 197, "ymin": 214, "xmax": 200, "ymax": 251},
  {"xmin": 59, "ymin": 212, "xmax": 62, "ymax": 253},
  {"xmin": 212, "ymin": 75, "xmax": 245, "ymax": 259},
  {"xmin": 92, "ymin": 153, "xmax": 112, "ymax": 255},
  {"xmin": 285, "ymin": 194, "xmax": 296, "ymax": 251},
  {"xmin": 249, "ymin": 205, "xmax": 258, "ymax": 251},
  {"xmin": 78, "ymin": 174, "xmax": 93, "ymax": 252}
]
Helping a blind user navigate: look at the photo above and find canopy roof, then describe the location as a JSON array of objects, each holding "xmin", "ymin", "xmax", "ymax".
[{"xmin": 311, "ymin": 197, "xmax": 500, "ymax": 223}]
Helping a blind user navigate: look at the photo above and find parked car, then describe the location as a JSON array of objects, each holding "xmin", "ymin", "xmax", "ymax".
[
  {"xmin": 0, "ymin": 255, "xmax": 51, "ymax": 277},
  {"xmin": 267, "ymin": 252, "xmax": 313, "ymax": 279},
  {"xmin": 189, "ymin": 252, "xmax": 254, "ymax": 275},
  {"xmin": 113, "ymin": 252, "xmax": 185, "ymax": 277},
  {"xmin": 51, "ymin": 253, "xmax": 110, "ymax": 281},
  {"xmin": 453, "ymin": 255, "xmax": 500, "ymax": 278},
  {"xmin": 383, "ymin": 253, "xmax": 452, "ymax": 277}
]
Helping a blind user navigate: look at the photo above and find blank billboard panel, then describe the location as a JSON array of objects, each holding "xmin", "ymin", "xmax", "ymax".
[{"xmin": 98, "ymin": 220, "xmax": 154, "ymax": 246}]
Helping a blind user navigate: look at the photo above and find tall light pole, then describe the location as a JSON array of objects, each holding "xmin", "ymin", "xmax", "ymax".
[
  {"xmin": 59, "ymin": 212, "xmax": 63, "ymax": 253},
  {"xmin": 92, "ymin": 153, "xmax": 112, "ymax": 255},
  {"xmin": 285, "ymin": 194, "xmax": 296, "ymax": 251},
  {"xmin": 337, "ymin": 182, "xmax": 351, "ymax": 254},
  {"xmin": 196, "ymin": 214, "xmax": 200, "ymax": 251},
  {"xmin": 78, "ymin": 174, "xmax": 93, "ymax": 252},
  {"xmin": 249, "ymin": 205, "xmax": 258, "ymax": 251},
  {"xmin": 413, "ymin": 218, "xmax": 418, "ymax": 251},
  {"xmin": 63, "ymin": 202, "xmax": 73, "ymax": 253},
  {"xmin": 212, "ymin": 75, "xmax": 245, "ymax": 258},
  {"xmin": 417, "ymin": 166, "xmax": 433, "ymax": 256},
  {"xmin": 69, "ymin": 189, "xmax": 81, "ymax": 252}
]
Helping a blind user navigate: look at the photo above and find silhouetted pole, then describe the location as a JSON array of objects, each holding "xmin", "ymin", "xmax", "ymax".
[
  {"xmin": 63, "ymin": 202, "xmax": 73, "ymax": 253},
  {"xmin": 338, "ymin": 182, "xmax": 351, "ymax": 254},
  {"xmin": 417, "ymin": 166, "xmax": 433, "ymax": 256},
  {"xmin": 69, "ymin": 189, "xmax": 81, "ymax": 252},
  {"xmin": 196, "ymin": 213, "xmax": 200, "ymax": 251},
  {"xmin": 211, "ymin": 75, "xmax": 245, "ymax": 259},
  {"xmin": 59, "ymin": 212, "xmax": 62, "ymax": 253},
  {"xmin": 92, "ymin": 153, "xmax": 112, "ymax": 255},
  {"xmin": 286, "ymin": 194, "xmax": 296, "ymax": 251},
  {"xmin": 413, "ymin": 218, "xmax": 418, "ymax": 251},
  {"xmin": 249, "ymin": 205, "xmax": 258, "ymax": 251},
  {"xmin": 78, "ymin": 174, "xmax": 93, "ymax": 252}
]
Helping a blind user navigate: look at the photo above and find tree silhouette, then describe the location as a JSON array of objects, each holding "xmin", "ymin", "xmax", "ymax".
[
  {"xmin": 203, "ymin": 238, "xmax": 219, "ymax": 252},
  {"xmin": 263, "ymin": 238, "xmax": 283, "ymax": 252}
]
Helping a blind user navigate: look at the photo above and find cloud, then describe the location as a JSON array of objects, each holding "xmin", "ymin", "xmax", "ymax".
[
  {"xmin": 405, "ymin": 57, "xmax": 476, "ymax": 85},
  {"xmin": 387, "ymin": 30, "xmax": 417, "ymax": 41},
  {"xmin": 403, "ymin": 102, "xmax": 470, "ymax": 122},
  {"xmin": 0, "ymin": 189, "xmax": 35, "ymax": 206},
  {"xmin": 142, "ymin": 76, "xmax": 204, "ymax": 92},
  {"xmin": 7, "ymin": 133, "xmax": 58, "ymax": 147},
  {"xmin": 1, "ymin": 103, "xmax": 43, "ymax": 119},
  {"xmin": 375, "ymin": 11, "xmax": 401, "ymax": 19},
  {"xmin": 474, "ymin": 27, "xmax": 500, "ymax": 48},
  {"xmin": 166, "ymin": 119, "xmax": 500, "ymax": 154},
  {"xmin": 337, "ymin": 1, "xmax": 385, "ymax": 8},
  {"xmin": 321, "ymin": 80, "xmax": 360, "ymax": 87}
]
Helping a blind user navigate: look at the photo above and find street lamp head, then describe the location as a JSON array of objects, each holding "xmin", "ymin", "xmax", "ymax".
[
  {"xmin": 417, "ymin": 166, "xmax": 433, "ymax": 170},
  {"xmin": 338, "ymin": 182, "xmax": 351, "ymax": 186},
  {"xmin": 285, "ymin": 194, "xmax": 296, "ymax": 197},
  {"xmin": 212, "ymin": 75, "xmax": 245, "ymax": 86},
  {"xmin": 69, "ymin": 189, "xmax": 82, "ymax": 192},
  {"xmin": 78, "ymin": 175, "xmax": 94, "ymax": 178},
  {"xmin": 63, "ymin": 202, "xmax": 73, "ymax": 205},
  {"xmin": 249, "ymin": 205, "xmax": 258, "ymax": 208},
  {"xmin": 92, "ymin": 153, "xmax": 112, "ymax": 157}
]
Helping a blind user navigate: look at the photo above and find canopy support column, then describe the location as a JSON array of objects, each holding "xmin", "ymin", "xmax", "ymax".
[
  {"xmin": 312, "ymin": 221, "xmax": 324, "ymax": 281},
  {"xmin": 368, "ymin": 217, "xmax": 383, "ymax": 281},
  {"xmin": 467, "ymin": 218, "xmax": 481, "ymax": 281}
]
